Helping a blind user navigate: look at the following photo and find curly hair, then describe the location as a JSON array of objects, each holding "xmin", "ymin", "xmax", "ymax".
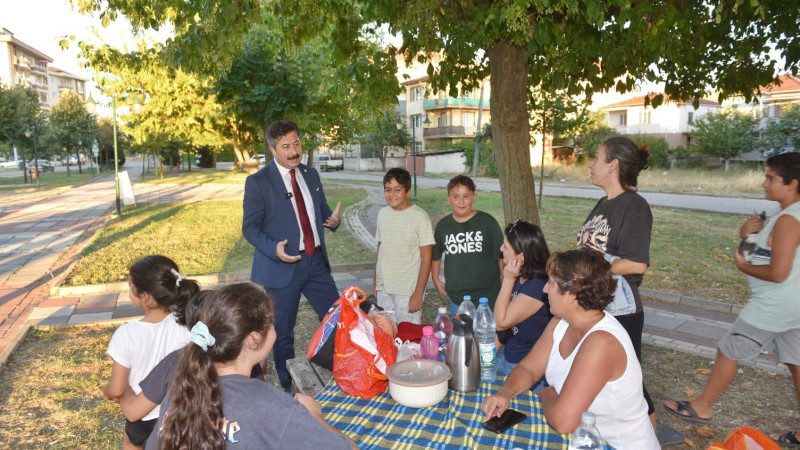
[
  {"xmin": 128, "ymin": 255, "xmax": 200, "ymax": 323},
  {"xmin": 159, "ymin": 283, "xmax": 275, "ymax": 450},
  {"xmin": 546, "ymin": 249, "xmax": 616, "ymax": 311},
  {"xmin": 505, "ymin": 220, "xmax": 550, "ymax": 279},
  {"xmin": 601, "ymin": 136, "xmax": 650, "ymax": 190}
]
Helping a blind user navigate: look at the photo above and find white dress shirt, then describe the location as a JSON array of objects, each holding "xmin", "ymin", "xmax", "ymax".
[{"xmin": 275, "ymin": 162, "xmax": 321, "ymax": 252}]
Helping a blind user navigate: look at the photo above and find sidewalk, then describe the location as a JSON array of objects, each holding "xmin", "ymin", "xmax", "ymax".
[{"xmin": 20, "ymin": 178, "xmax": 788, "ymax": 376}]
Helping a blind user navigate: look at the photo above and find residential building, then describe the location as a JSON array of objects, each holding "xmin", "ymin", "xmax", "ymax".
[
  {"xmin": 0, "ymin": 28, "xmax": 53, "ymax": 109},
  {"xmin": 399, "ymin": 75, "xmax": 491, "ymax": 153},
  {"xmin": 48, "ymin": 66, "xmax": 87, "ymax": 105},
  {"xmin": 598, "ymin": 94, "xmax": 720, "ymax": 148}
]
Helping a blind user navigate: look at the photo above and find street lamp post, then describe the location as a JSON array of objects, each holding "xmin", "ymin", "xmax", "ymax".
[
  {"xmin": 85, "ymin": 92, "xmax": 142, "ymax": 217},
  {"xmin": 397, "ymin": 114, "xmax": 431, "ymax": 198},
  {"xmin": 25, "ymin": 126, "xmax": 39, "ymax": 188}
]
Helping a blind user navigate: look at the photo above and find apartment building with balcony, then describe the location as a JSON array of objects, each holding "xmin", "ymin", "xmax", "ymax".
[
  {"xmin": 599, "ymin": 94, "xmax": 720, "ymax": 148},
  {"xmin": 400, "ymin": 75, "xmax": 491, "ymax": 153},
  {"xmin": 0, "ymin": 28, "xmax": 53, "ymax": 109},
  {"xmin": 48, "ymin": 66, "xmax": 87, "ymax": 105}
]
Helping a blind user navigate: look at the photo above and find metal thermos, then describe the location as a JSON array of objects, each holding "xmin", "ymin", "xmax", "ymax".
[{"xmin": 446, "ymin": 314, "xmax": 479, "ymax": 392}]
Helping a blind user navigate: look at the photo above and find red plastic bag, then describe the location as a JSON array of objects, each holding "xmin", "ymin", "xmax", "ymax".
[
  {"xmin": 706, "ymin": 427, "xmax": 780, "ymax": 450},
  {"xmin": 333, "ymin": 286, "xmax": 397, "ymax": 399},
  {"xmin": 307, "ymin": 287, "xmax": 367, "ymax": 370}
]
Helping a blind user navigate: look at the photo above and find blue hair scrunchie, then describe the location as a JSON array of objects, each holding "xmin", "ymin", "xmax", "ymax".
[{"xmin": 190, "ymin": 321, "xmax": 216, "ymax": 351}]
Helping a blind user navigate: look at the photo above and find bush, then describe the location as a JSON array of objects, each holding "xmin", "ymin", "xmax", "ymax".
[{"xmin": 625, "ymin": 135, "xmax": 670, "ymax": 169}]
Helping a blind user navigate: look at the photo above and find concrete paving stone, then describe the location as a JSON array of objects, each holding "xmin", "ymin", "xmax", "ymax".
[
  {"xmin": 643, "ymin": 314, "xmax": 685, "ymax": 331},
  {"xmin": 80, "ymin": 293, "xmax": 118, "ymax": 305},
  {"xmin": 676, "ymin": 321, "xmax": 728, "ymax": 341},
  {"xmin": 32, "ymin": 316, "xmax": 70, "ymax": 326},
  {"xmin": 37, "ymin": 297, "xmax": 80, "ymax": 308},
  {"xmin": 112, "ymin": 304, "xmax": 144, "ymax": 319},
  {"xmin": 352, "ymin": 270, "xmax": 374, "ymax": 279},
  {"xmin": 6, "ymin": 274, "xmax": 41, "ymax": 284},
  {"xmin": 730, "ymin": 304, "xmax": 745, "ymax": 315},
  {"xmin": 68, "ymin": 312, "xmax": 113, "ymax": 325},
  {"xmin": 28, "ymin": 305, "xmax": 74, "ymax": 319},
  {"xmin": 332, "ymin": 272, "xmax": 356, "ymax": 281},
  {"xmin": 75, "ymin": 303, "xmax": 116, "ymax": 314},
  {"xmin": 116, "ymin": 291, "xmax": 132, "ymax": 305}
]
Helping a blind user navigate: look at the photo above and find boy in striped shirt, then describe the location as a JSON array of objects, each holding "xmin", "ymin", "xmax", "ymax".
[{"xmin": 372, "ymin": 168, "xmax": 435, "ymax": 324}]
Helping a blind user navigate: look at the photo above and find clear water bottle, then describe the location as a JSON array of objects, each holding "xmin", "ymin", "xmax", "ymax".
[
  {"xmin": 568, "ymin": 412, "xmax": 602, "ymax": 450},
  {"xmin": 434, "ymin": 307, "xmax": 453, "ymax": 362},
  {"xmin": 420, "ymin": 326, "xmax": 439, "ymax": 361},
  {"xmin": 474, "ymin": 297, "xmax": 496, "ymax": 383},
  {"xmin": 457, "ymin": 295, "xmax": 476, "ymax": 319}
]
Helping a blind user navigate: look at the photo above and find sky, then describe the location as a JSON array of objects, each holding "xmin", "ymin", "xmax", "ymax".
[{"xmin": 1, "ymin": 0, "xmax": 168, "ymax": 101}]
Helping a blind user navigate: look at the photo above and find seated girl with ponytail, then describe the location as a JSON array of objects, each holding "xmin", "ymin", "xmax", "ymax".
[
  {"xmin": 102, "ymin": 255, "xmax": 200, "ymax": 449},
  {"xmin": 145, "ymin": 283, "xmax": 356, "ymax": 449}
]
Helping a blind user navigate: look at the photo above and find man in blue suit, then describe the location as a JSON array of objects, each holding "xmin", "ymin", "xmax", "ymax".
[{"xmin": 242, "ymin": 120, "xmax": 342, "ymax": 391}]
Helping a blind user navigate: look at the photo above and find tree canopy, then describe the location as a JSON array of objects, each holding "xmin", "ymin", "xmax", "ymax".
[
  {"xmin": 761, "ymin": 104, "xmax": 800, "ymax": 155},
  {"xmin": 691, "ymin": 109, "xmax": 758, "ymax": 170}
]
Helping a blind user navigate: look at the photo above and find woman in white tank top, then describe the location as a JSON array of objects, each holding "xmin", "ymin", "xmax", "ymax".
[{"xmin": 483, "ymin": 249, "xmax": 659, "ymax": 449}]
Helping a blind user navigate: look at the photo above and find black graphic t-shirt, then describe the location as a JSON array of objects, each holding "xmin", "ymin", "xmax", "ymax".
[
  {"xmin": 577, "ymin": 190, "xmax": 652, "ymax": 312},
  {"xmin": 433, "ymin": 211, "xmax": 504, "ymax": 308}
]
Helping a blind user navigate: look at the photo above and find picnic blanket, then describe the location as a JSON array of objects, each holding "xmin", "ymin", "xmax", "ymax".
[{"xmin": 317, "ymin": 376, "xmax": 614, "ymax": 449}]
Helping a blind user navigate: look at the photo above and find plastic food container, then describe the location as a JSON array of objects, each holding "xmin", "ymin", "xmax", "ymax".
[{"xmin": 386, "ymin": 359, "xmax": 451, "ymax": 408}]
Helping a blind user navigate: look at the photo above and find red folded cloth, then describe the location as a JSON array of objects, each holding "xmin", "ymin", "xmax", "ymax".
[{"xmin": 396, "ymin": 322, "xmax": 432, "ymax": 343}]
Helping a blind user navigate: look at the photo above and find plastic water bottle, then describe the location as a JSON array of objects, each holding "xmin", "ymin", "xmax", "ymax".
[
  {"xmin": 433, "ymin": 306, "xmax": 453, "ymax": 362},
  {"xmin": 568, "ymin": 412, "xmax": 602, "ymax": 450},
  {"xmin": 474, "ymin": 297, "xmax": 496, "ymax": 383},
  {"xmin": 457, "ymin": 295, "xmax": 476, "ymax": 319},
  {"xmin": 420, "ymin": 326, "xmax": 439, "ymax": 361}
]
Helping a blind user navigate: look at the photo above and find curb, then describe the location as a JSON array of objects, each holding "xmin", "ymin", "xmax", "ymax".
[
  {"xmin": 639, "ymin": 287, "xmax": 744, "ymax": 315},
  {"xmin": 52, "ymin": 263, "xmax": 376, "ymax": 297}
]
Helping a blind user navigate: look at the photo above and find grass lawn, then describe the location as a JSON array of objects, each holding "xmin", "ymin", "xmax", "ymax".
[
  {"xmin": 66, "ymin": 180, "xmax": 748, "ymax": 302},
  {"xmin": 0, "ymin": 171, "xmax": 97, "ymax": 192},
  {"xmin": 64, "ymin": 187, "xmax": 375, "ymax": 286},
  {"xmin": 541, "ymin": 162, "xmax": 766, "ymax": 197},
  {"xmin": 2, "ymin": 298, "xmax": 797, "ymax": 449},
  {"xmin": 139, "ymin": 169, "xmax": 248, "ymax": 185}
]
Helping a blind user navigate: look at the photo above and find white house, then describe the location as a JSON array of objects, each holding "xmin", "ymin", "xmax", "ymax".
[{"xmin": 598, "ymin": 94, "xmax": 720, "ymax": 148}]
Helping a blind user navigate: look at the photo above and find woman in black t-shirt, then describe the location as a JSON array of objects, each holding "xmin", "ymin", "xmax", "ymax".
[{"xmin": 576, "ymin": 136, "xmax": 656, "ymax": 424}]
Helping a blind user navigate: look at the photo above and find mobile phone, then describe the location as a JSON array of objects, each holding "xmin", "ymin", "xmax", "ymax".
[{"xmin": 482, "ymin": 408, "xmax": 527, "ymax": 433}]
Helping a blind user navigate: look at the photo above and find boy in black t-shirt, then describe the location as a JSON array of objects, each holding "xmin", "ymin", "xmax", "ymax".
[{"xmin": 432, "ymin": 175, "xmax": 504, "ymax": 313}]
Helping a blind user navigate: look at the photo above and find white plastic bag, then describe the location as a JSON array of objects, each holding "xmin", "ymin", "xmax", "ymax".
[{"xmin": 394, "ymin": 338, "xmax": 422, "ymax": 362}]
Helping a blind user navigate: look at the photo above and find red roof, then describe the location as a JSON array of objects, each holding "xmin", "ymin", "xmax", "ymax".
[
  {"xmin": 601, "ymin": 94, "xmax": 718, "ymax": 109},
  {"xmin": 762, "ymin": 74, "xmax": 800, "ymax": 94}
]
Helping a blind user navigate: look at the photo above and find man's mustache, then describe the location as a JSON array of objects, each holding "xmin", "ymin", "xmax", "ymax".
[{"xmin": 288, "ymin": 154, "xmax": 301, "ymax": 160}]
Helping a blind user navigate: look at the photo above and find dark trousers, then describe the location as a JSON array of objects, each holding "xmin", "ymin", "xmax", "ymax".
[
  {"xmin": 269, "ymin": 249, "xmax": 339, "ymax": 389},
  {"xmin": 615, "ymin": 310, "xmax": 655, "ymax": 416}
]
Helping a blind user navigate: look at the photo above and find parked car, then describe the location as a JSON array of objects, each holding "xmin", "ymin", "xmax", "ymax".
[
  {"xmin": 249, "ymin": 154, "xmax": 267, "ymax": 164},
  {"xmin": 315, "ymin": 154, "xmax": 344, "ymax": 172},
  {"xmin": 25, "ymin": 160, "xmax": 55, "ymax": 174},
  {"xmin": 0, "ymin": 159, "xmax": 21, "ymax": 169}
]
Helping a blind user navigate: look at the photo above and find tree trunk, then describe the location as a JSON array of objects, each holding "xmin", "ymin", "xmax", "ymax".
[
  {"xmin": 77, "ymin": 151, "xmax": 83, "ymax": 174},
  {"xmin": 488, "ymin": 39, "xmax": 540, "ymax": 226}
]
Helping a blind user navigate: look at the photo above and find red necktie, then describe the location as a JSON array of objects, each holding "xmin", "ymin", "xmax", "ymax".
[{"xmin": 290, "ymin": 169, "xmax": 315, "ymax": 257}]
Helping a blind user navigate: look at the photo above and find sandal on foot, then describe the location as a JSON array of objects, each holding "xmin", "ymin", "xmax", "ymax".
[
  {"xmin": 774, "ymin": 431, "xmax": 800, "ymax": 447},
  {"xmin": 663, "ymin": 400, "xmax": 711, "ymax": 424}
]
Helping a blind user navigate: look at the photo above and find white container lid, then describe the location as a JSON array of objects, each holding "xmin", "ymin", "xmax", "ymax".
[{"xmin": 386, "ymin": 359, "xmax": 450, "ymax": 387}]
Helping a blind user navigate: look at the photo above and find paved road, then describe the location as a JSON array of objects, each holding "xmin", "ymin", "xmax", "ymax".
[
  {"xmin": 0, "ymin": 166, "xmax": 142, "ymax": 360},
  {"xmin": 322, "ymin": 171, "xmax": 778, "ymax": 216}
]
